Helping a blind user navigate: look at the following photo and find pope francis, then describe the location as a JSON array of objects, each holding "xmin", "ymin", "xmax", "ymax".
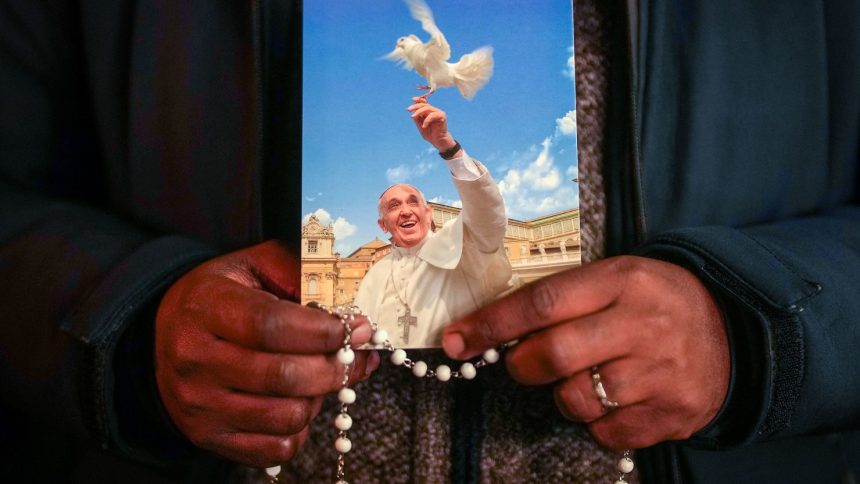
[{"xmin": 354, "ymin": 98, "xmax": 512, "ymax": 348}]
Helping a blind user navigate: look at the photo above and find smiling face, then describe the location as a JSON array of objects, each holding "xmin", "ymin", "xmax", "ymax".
[{"xmin": 378, "ymin": 184, "xmax": 433, "ymax": 248}]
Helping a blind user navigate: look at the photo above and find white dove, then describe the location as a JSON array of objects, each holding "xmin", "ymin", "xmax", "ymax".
[{"xmin": 384, "ymin": 0, "xmax": 493, "ymax": 100}]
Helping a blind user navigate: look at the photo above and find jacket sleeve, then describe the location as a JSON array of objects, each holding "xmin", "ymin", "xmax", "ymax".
[
  {"xmin": 0, "ymin": 0, "xmax": 219, "ymax": 468},
  {"xmin": 0, "ymin": 182, "xmax": 219, "ymax": 465},
  {"xmin": 635, "ymin": 205, "xmax": 860, "ymax": 446},
  {"xmin": 621, "ymin": 0, "xmax": 860, "ymax": 448}
]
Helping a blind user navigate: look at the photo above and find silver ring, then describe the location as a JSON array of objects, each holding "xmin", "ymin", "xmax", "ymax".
[{"xmin": 590, "ymin": 366, "xmax": 619, "ymax": 411}]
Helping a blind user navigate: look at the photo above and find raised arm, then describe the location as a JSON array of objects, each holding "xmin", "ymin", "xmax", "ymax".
[{"xmin": 407, "ymin": 98, "xmax": 506, "ymax": 251}]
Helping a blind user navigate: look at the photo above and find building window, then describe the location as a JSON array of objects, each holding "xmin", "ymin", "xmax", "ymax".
[
  {"xmin": 308, "ymin": 240, "xmax": 318, "ymax": 253},
  {"xmin": 308, "ymin": 278, "xmax": 319, "ymax": 294}
]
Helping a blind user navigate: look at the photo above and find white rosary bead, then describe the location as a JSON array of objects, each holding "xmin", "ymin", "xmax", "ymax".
[
  {"xmin": 371, "ymin": 329, "xmax": 388, "ymax": 345},
  {"xmin": 264, "ymin": 466, "xmax": 281, "ymax": 477},
  {"xmin": 337, "ymin": 347, "xmax": 355, "ymax": 365},
  {"xmin": 308, "ymin": 305, "xmax": 644, "ymax": 484},
  {"xmin": 338, "ymin": 388, "xmax": 356, "ymax": 404},
  {"xmin": 412, "ymin": 360, "xmax": 428, "ymax": 377},
  {"xmin": 435, "ymin": 365, "xmax": 451, "ymax": 382},
  {"xmin": 335, "ymin": 436, "xmax": 352, "ymax": 453},
  {"xmin": 335, "ymin": 413, "xmax": 353, "ymax": 431},
  {"xmin": 482, "ymin": 348, "xmax": 500, "ymax": 364},
  {"xmin": 459, "ymin": 362, "xmax": 477, "ymax": 380},
  {"xmin": 390, "ymin": 349, "xmax": 407, "ymax": 365},
  {"xmin": 617, "ymin": 456, "xmax": 634, "ymax": 474}
]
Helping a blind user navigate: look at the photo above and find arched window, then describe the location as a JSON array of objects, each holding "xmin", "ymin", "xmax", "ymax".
[{"xmin": 308, "ymin": 278, "xmax": 319, "ymax": 294}]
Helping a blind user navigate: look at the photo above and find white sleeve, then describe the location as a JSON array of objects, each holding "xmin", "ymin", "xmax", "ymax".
[
  {"xmin": 445, "ymin": 150, "xmax": 481, "ymax": 181},
  {"xmin": 450, "ymin": 156, "xmax": 507, "ymax": 254}
]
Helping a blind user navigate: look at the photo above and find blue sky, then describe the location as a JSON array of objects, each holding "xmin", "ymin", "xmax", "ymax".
[{"xmin": 303, "ymin": 0, "xmax": 577, "ymax": 255}]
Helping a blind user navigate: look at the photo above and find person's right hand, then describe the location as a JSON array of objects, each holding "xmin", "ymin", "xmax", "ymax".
[
  {"xmin": 408, "ymin": 97, "xmax": 460, "ymax": 155},
  {"xmin": 155, "ymin": 240, "xmax": 378, "ymax": 468}
]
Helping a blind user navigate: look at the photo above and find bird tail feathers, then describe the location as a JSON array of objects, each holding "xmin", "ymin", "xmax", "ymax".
[{"xmin": 452, "ymin": 46, "xmax": 494, "ymax": 100}]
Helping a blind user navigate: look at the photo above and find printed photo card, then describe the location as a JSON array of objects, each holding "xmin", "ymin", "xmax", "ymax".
[{"xmin": 302, "ymin": 0, "xmax": 579, "ymax": 348}]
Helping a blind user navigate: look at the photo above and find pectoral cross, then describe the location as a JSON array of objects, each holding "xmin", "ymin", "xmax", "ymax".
[{"xmin": 397, "ymin": 307, "xmax": 418, "ymax": 344}]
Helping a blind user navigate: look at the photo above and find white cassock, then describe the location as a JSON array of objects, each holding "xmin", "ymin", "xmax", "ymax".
[{"xmin": 354, "ymin": 152, "xmax": 512, "ymax": 348}]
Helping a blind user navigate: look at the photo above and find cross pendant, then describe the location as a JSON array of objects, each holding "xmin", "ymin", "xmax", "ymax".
[{"xmin": 397, "ymin": 307, "xmax": 418, "ymax": 344}]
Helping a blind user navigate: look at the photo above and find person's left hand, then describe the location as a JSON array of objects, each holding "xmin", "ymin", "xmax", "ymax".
[{"xmin": 441, "ymin": 255, "xmax": 730, "ymax": 449}]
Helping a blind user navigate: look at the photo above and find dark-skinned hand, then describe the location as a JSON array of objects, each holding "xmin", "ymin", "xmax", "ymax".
[
  {"xmin": 442, "ymin": 255, "xmax": 730, "ymax": 449},
  {"xmin": 155, "ymin": 240, "xmax": 379, "ymax": 467}
]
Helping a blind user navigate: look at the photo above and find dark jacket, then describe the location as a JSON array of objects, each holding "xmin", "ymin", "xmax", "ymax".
[
  {"xmin": 627, "ymin": 1, "xmax": 860, "ymax": 482},
  {"xmin": 0, "ymin": 0, "xmax": 857, "ymax": 482}
]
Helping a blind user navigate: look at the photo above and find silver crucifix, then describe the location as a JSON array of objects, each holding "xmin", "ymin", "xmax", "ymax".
[{"xmin": 397, "ymin": 307, "xmax": 418, "ymax": 343}]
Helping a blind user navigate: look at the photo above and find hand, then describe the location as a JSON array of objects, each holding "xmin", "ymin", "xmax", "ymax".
[
  {"xmin": 407, "ymin": 97, "xmax": 459, "ymax": 154},
  {"xmin": 441, "ymin": 256, "xmax": 730, "ymax": 450},
  {"xmin": 155, "ymin": 240, "xmax": 379, "ymax": 467}
]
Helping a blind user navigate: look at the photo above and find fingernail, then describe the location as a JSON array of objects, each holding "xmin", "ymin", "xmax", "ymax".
[
  {"xmin": 442, "ymin": 332, "xmax": 465, "ymax": 358},
  {"xmin": 364, "ymin": 351, "xmax": 381, "ymax": 378}
]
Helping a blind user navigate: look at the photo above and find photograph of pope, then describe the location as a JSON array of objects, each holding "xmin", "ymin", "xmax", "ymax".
[{"xmin": 355, "ymin": 97, "xmax": 513, "ymax": 348}]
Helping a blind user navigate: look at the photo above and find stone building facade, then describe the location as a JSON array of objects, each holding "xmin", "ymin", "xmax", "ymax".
[
  {"xmin": 334, "ymin": 239, "xmax": 391, "ymax": 306},
  {"xmin": 300, "ymin": 214, "xmax": 338, "ymax": 307}
]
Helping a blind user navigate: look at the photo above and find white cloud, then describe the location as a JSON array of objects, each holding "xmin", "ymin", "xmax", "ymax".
[
  {"xmin": 415, "ymin": 160, "xmax": 434, "ymax": 176},
  {"xmin": 563, "ymin": 45, "xmax": 575, "ymax": 79},
  {"xmin": 497, "ymin": 169, "xmax": 521, "ymax": 197},
  {"xmin": 385, "ymin": 160, "xmax": 436, "ymax": 184},
  {"xmin": 386, "ymin": 165, "xmax": 411, "ymax": 184},
  {"xmin": 332, "ymin": 217, "xmax": 357, "ymax": 239},
  {"xmin": 304, "ymin": 191, "xmax": 323, "ymax": 202},
  {"xmin": 428, "ymin": 196, "xmax": 462, "ymax": 208},
  {"xmin": 487, "ymin": 45, "xmax": 580, "ymax": 219},
  {"xmin": 556, "ymin": 110, "xmax": 576, "ymax": 137},
  {"xmin": 530, "ymin": 169, "xmax": 561, "ymax": 190},
  {"xmin": 537, "ymin": 186, "xmax": 577, "ymax": 212},
  {"xmin": 303, "ymin": 208, "xmax": 357, "ymax": 241},
  {"xmin": 495, "ymin": 130, "xmax": 579, "ymax": 220},
  {"xmin": 302, "ymin": 208, "xmax": 328, "ymax": 225},
  {"xmin": 521, "ymin": 137, "xmax": 561, "ymax": 191}
]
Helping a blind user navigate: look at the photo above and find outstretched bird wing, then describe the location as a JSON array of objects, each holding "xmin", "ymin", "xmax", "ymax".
[{"xmin": 406, "ymin": 0, "xmax": 451, "ymax": 62}]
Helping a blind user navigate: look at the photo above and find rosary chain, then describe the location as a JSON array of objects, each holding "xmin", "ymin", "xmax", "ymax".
[{"xmin": 266, "ymin": 303, "xmax": 634, "ymax": 484}]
